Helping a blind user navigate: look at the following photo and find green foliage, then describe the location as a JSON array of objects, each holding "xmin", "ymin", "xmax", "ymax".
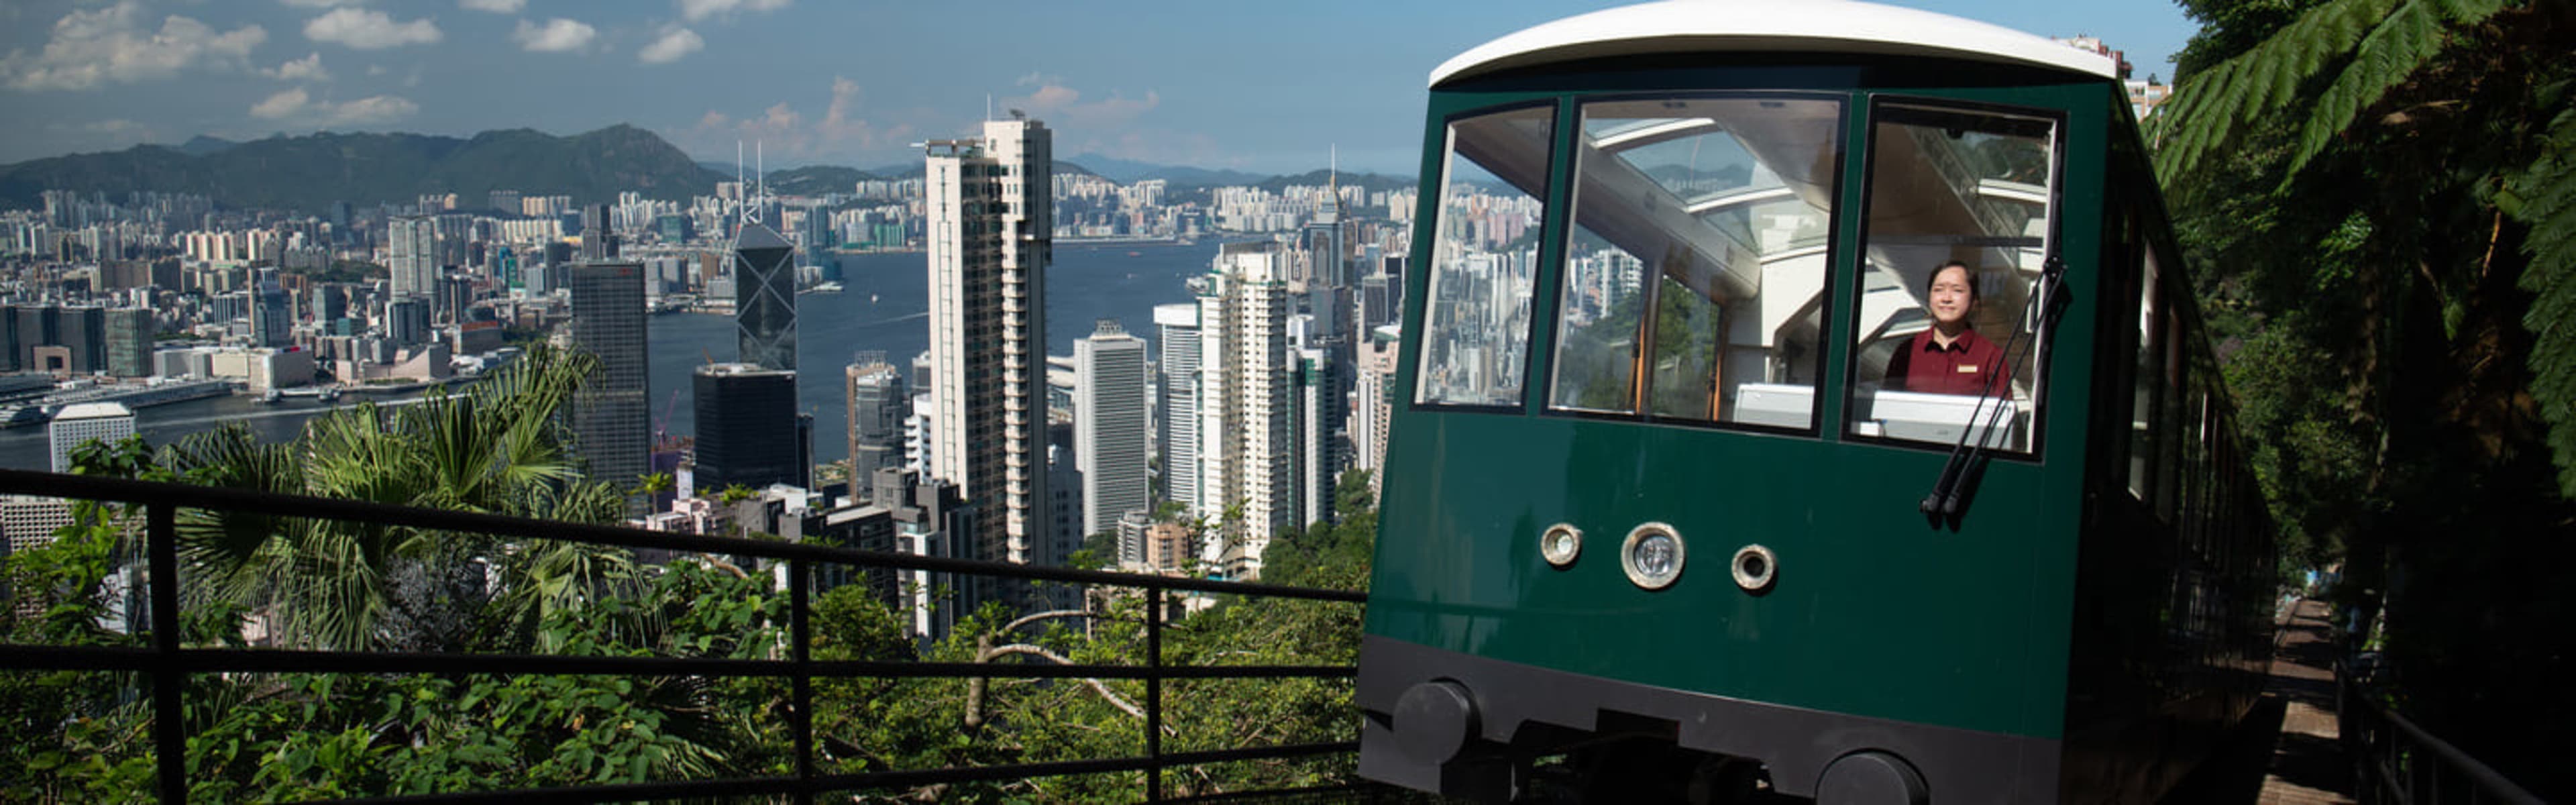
[
  {"xmin": 2504, "ymin": 103, "xmax": 2576, "ymax": 495},
  {"xmin": 3, "ymin": 352, "xmax": 1385, "ymax": 800},
  {"xmin": 2161, "ymin": 0, "xmax": 2576, "ymax": 796}
]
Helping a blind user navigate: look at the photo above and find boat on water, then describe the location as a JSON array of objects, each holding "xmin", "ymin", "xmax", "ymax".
[{"xmin": 798, "ymin": 281, "xmax": 845, "ymax": 295}]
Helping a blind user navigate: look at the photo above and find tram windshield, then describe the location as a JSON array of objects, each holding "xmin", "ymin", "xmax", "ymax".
[
  {"xmin": 1846, "ymin": 103, "xmax": 2057, "ymax": 452},
  {"xmin": 1545, "ymin": 95, "xmax": 1843, "ymax": 429},
  {"xmin": 1415, "ymin": 105, "xmax": 1553, "ymax": 408}
]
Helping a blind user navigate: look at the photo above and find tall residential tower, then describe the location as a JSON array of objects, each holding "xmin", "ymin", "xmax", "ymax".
[{"xmin": 924, "ymin": 118, "xmax": 1052, "ymax": 567}]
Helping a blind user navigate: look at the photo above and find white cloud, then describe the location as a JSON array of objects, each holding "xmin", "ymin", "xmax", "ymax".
[
  {"xmin": 262, "ymin": 52, "xmax": 332, "ymax": 81},
  {"xmin": 82, "ymin": 119, "xmax": 153, "ymax": 142},
  {"xmin": 327, "ymin": 95, "xmax": 420, "ymax": 124},
  {"xmin": 249, "ymin": 87, "xmax": 419, "ymax": 125},
  {"xmin": 0, "ymin": 2, "xmax": 267, "ymax": 91},
  {"xmin": 250, "ymin": 88, "xmax": 311, "ymax": 119},
  {"xmin": 303, "ymin": 8, "xmax": 442, "ymax": 50},
  {"xmin": 678, "ymin": 76, "xmax": 918, "ymax": 164},
  {"xmin": 459, "ymin": 0, "xmax": 526, "ymax": 12},
  {"xmin": 1005, "ymin": 82, "xmax": 1161, "ymax": 130},
  {"xmin": 512, "ymin": 18, "xmax": 596, "ymax": 52},
  {"xmin": 281, "ymin": 0, "xmax": 369, "ymax": 7},
  {"xmin": 678, "ymin": 0, "xmax": 790, "ymax": 23},
  {"xmin": 638, "ymin": 27, "xmax": 704, "ymax": 64}
]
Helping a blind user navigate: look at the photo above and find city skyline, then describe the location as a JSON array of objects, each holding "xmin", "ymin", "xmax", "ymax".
[{"xmin": 0, "ymin": 1, "xmax": 2198, "ymax": 173}]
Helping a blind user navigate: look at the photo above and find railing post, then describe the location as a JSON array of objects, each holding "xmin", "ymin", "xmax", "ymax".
[
  {"xmin": 147, "ymin": 502, "xmax": 183, "ymax": 805},
  {"xmin": 1146, "ymin": 586, "xmax": 1164, "ymax": 802},
  {"xmin": 790, "ymin": 558, "xmax": 814, "ymax": 805}
]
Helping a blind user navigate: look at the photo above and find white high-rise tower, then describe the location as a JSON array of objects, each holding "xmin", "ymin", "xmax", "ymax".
[
  {"xmin": 1196, "ymin": 241, "xmax": 1296, "ymax": 575},
  {"xmin": 1075, "ymin": 319, "xmax": 1148, "ymax": 538},
  {"xmin": 1154, "ymin": 302, "xmax": 1204, "ymax": 515},
  {"xmin": 925, "ymin": 118, "xmax": 1053, "ymax": 566}
]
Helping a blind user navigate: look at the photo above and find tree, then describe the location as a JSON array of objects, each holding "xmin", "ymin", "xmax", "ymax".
[
  {"xmin": 2155, "ymin": 0, "xmax": 2574, "ymax": 794},
  {"xmin": 156, "ymin": 343, "xmax": 625, "ymax": 652}
]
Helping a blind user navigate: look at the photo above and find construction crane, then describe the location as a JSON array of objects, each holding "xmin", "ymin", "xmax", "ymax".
[{"xmin": 654, "ymin": 389, "xmax": 680, "ymax": 440}]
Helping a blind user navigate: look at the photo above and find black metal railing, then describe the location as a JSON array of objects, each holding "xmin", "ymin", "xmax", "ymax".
[
  {"xmin": 0, "ymin": 468, "xmax": 1368, "ymax": 803},
  {"xmin": 2336, "ymin": 654, "xmax": 2546, "ymax": 805}
]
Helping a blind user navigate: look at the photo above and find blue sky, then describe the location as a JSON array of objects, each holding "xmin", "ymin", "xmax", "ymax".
[{"xmin": 0, "ymin": 0, "xmax": 2202, "ymax": 174}]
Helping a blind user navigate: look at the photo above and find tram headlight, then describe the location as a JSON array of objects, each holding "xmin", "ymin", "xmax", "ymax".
[
  {"xmin": 1540, "ymin": 523, "xmax": 1582, "ymax": 568},
  {"xmin": 1620, "ymin": 523, "xmax": 1685, "ymax": 590}
]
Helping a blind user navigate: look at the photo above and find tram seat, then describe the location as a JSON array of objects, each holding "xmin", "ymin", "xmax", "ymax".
[
  {"xmin": 1859, "ymin": 389, "xmax": 2025, "ymax": 449},
  {"xmin": 1735, "ymin": 382, "xmax": 1815, "ymax": 429}
]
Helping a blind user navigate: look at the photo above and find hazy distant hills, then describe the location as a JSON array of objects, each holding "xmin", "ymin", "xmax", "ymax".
[
  {"xmin": 0, "ymin": 126, "xmax": 1415, "ymax": 215},
  {"xmin": 0, "ymin": 124, "xmax": 724, "ymax": 214},
  {"xmin": 1254, "ymin": 169, "xmax": 1416, "ymax": 195}
]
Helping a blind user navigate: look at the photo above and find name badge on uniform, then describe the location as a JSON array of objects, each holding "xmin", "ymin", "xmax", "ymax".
[{"xmin": 1956, "ymin": 364, "xmax": 1980, "ymax": 373}]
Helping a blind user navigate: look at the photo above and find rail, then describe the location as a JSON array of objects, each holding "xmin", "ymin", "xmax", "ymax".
[
  {"xmin": 0, "ymin": 468, "xmax": 1368, "ymax": 803},
  {"xmin": 2337, "ymin": 653, "xmax": 2545, "ymax": 805}
]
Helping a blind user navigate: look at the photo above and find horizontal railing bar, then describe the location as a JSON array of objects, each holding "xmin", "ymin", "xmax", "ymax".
[
  {"xmin": 317, "ymin": 775, "xmax": 806, "ymax": 804},
  {"xmin": 1159, "ymin": 741, "xmax": 1362, "ymax": 767},
  {"xmin": 0, "ymin": 644, "xmax": 154, "ymax": 672},
  {"xmin": 0, "ymin": 469, "xmax": 1364, "ymax": 602},
  {"xmin": 1, "ymin": 645, "xmax": 1354, "ymax": 682},
  {"xmin": 811, "ymin": 741, "xmax": 1357, "ymax": 793},
  {"xmin": 1165, "ymin": 784, "xmax": 1381, "ymax": 804}
]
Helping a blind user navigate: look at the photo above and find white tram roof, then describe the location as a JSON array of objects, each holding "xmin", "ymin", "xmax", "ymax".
[{"xmin": 1430, "ymin": 0, "xmax": 2118, "ymax": 87}]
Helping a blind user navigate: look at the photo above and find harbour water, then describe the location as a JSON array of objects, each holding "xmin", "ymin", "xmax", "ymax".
[{"xmin": 0, "ymin": 240, "xmax": 1227, "ymax": 472}]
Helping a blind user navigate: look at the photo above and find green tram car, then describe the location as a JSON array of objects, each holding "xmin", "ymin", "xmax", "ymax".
[{"xmin": 1357, "ymin": 3, "xmax": 2277, "ymax": 802}]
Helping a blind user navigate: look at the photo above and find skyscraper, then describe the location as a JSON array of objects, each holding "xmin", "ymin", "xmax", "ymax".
[
  {"xmin": 56, "ymin": 306, "xmax": 105, "ymax": 374},
  {"xmin": 103, "ymin": 308, "xmax": 152, "ymax": 378},
  {"xmin": 924, "ymin": 118, "xmax": 1052, "ymax": 566},
  {"xmin": 1294, "ymin": 343, "xmax": 1340, "ymax": 527},
  {"xmin": 693, "ymin": 362, "xmax": 800, "ymax": 494},
  {"xmin": 250, "ymin": 268, "xmax": 290, "ymax": 348},
  {"xmin": 388, "ymin": 215, "xmax": 436, "ymax": 299},
  {"xmin": 1351, "ymin": 325, "xmax": 1402, "ymax": 502},
  {"xmin": 1153, "ymin": 302, "xmax": 1203, "ymax": 515},
  {"xmin": 1074, "ymin": 319, "xmax": 1148, "ymax": 538},
  {"xmin": 567, "ymin": 262, "xmax": 649, "ymax": 511},
  {"xmin": 845, "ymin": 357, "xmax": 908, "ymax": 502},
  {"xmin": 310, "ymin": 283, "xmax": 348, "ymax": 327},
  {"xmin": 580, "ymin": 204, "xmax": 619, "ymax": 262},
  {"xmin": 733, "ymin": 220, "xmax": 797, "ymax": 372},
  {"xmin": 1197, "ymin": 241, "xmax": 1297, "ymax": 572}
]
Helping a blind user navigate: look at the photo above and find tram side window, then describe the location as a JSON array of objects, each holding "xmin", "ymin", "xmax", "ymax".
[
  {"xmin": 1546, "ymin": 96, "xmax": 1842, "ymax": 427},
  {"xmin": 1846, "ymin": 104, "xmax": 2057, "ymax": 451},
  {"xmin": 1415, "ymin": 105, "xmax": 1554, "ymax": 408},
  {"xmin": 2156, "ymin": 306, "xmax": 2187, "ymax": 520},
  {"xmin": 2130, "ymin": 246, "xmax": 2164, "ymax": 499}
]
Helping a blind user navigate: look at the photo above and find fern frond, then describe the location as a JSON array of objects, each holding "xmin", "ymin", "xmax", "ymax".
[
  {"xmin": 2421, "ymin": 0, "xmax": 2507, "ymax": 23},
  {"xmin": 2290, "ymin": 1, "xmax": 2446, "ymax": 174},
  {"xmin": 2156, "ymin": 0, "xmax": 2400, "ymax": 182},
  {"xmin": 2510, "ymin": 109, "xmax": 2576, "ymax": 496}
]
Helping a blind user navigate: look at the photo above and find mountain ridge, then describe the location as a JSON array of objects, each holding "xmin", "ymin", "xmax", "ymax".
[{"xmin": 0, "ymin": 127, "xmax": 1419, "ymax": 213}]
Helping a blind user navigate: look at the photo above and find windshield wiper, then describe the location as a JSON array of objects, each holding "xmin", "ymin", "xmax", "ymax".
[{"xmin": 1920, "ymin": 255, "xmax": 2067, "ymax": 526}]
